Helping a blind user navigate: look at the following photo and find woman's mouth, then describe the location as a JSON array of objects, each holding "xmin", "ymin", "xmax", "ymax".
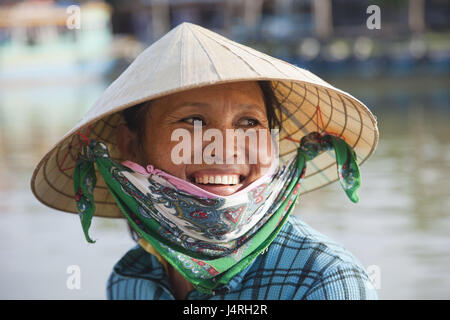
[
  {"xmin": 189, "ymin": 171, "xmax": 246, "ymax": 196},
  {"xmin": 194, "ymin": 174, "xmax": 240, "ymax": 185}
]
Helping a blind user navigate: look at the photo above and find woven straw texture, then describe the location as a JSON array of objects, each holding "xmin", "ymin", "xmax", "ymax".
[{"xmin": 31, "ymin": 23, "xmax": 378, "ymax": 218}]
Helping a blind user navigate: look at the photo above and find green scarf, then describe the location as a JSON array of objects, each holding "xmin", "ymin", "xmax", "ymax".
[{"xmin": 73, "ymin": 132, "xmax": 360, "ymax": 294}]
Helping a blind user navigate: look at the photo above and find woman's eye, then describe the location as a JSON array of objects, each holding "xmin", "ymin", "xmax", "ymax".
[
  {"xmin": 181, "ymin": 116, "xmax": 205, "ymax": 126},
  {"xmin": 237, "ymin": 118, "xmax": 260, "ymax": 127}
]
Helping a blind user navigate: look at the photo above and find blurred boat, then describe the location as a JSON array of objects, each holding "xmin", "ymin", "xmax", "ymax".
[{"xmin": 0, "ymin": 0, "xmax": 115, "ymax": 87}]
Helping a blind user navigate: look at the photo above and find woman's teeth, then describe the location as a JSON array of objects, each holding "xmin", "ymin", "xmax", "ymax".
[{"xmin": 195, "ymin": 175, "xmax": 240, "ymax": 185}]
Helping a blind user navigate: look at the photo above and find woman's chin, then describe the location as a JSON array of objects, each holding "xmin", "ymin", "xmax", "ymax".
[{"xmin": 192, "ymin": 183, "xmax": 244, "ymax": 196}]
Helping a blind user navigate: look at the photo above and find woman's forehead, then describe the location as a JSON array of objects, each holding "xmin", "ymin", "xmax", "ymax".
[{"xmin": 152, "ymin": 81, "xmax": 264, "ymax": 111}]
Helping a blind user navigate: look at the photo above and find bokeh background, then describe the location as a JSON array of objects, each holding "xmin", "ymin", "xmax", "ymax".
[{"xmin": 0, "ymin": 0, "xmax": 449, "ymax": 299}]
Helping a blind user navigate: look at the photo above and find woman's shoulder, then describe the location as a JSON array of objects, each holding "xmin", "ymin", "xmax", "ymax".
[
  {"xmin": 278, "ymin": 215, "xmax": 365, "ymax": 267},
  {"xmin": 241, "ymin": 215, "xmax": 378, "ymax": 299}
]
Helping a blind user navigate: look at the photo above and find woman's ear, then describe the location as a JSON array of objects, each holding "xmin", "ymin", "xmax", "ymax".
[{"xmin": 116, "ymin": 124, "xmax": 139, "ymax": 162}]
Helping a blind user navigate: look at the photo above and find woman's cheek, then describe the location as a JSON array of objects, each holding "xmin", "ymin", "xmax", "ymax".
[
  {"xmin": 146, "ymin": 140, "xmax": 187, "ymax": 178},
  {"xmin": 257, "ymin": 132, "xmax": 275, "ymax": 169}
]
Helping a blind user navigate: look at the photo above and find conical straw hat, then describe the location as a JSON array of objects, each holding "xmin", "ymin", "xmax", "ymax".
[{"xmin": 31, "ymin": 22, "xmax": 378, "ymax": 218}]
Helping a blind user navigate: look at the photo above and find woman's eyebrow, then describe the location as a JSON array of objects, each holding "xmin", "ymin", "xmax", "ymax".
[
  {"xmin": 162, "ymin": 102, "xmax": 210, "ymax": 117},
  {"xmin": 237, "ymin": 103, "xmax": 267, "ymax": 117},
  {"xmin": 238, "ymin": 103, "xmax": 265, "ymax": 110},
  {"xmin": 170, "ymin": 102, "xmax": 266, "ymax": 115},
  {"xmin": 173, "ymin": 102, "xmax": 211, "ymax": 109}
]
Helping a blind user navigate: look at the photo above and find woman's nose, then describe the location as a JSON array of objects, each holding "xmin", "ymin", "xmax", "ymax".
[
  {"xmin": 200, "ymin": 122, "xmax": 244, "ymax": 165},
  {"xmin": 221, "ymin": 125, "xmax": 257, "ymax": 165}
]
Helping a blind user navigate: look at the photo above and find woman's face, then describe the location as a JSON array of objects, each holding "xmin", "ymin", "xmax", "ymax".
[{"xmin": 117, "ymin": 81, "xmax": 275, "ymax": 196}]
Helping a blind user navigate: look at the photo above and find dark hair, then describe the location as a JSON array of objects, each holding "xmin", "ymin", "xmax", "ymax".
[
  {"xmin": 122, "ymin": 81, "xmax": 282, "ymax": 242},
  {"xmin": 122, "ymin": 100, "xmax": 151, "ymax": 145}
]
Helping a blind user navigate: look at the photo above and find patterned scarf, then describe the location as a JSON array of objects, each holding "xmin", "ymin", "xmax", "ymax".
[{"xmin": 73, "ymin": 132, "xmax": 360, "ymax": 294}]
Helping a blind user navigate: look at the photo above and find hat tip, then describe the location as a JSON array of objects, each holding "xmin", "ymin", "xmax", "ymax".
[{"xmin": 176, "ymin": 21, "xmax": 206, "ymax": 32}]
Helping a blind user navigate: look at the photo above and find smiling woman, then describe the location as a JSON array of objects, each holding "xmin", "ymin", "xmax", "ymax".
[{"xmin": 30, "ymin": 23, "xmax": 379, "ymax": 300}]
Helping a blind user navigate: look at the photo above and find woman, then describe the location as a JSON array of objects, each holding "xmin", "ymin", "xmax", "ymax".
[{"xmin": 31, "ymin": 23, "xmax": 379, "ymax": 300}]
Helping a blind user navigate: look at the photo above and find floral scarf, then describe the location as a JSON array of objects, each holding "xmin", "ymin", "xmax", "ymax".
[{"xmin": 73, "ymin": 132, "xmax": 360, "ymax": 294}]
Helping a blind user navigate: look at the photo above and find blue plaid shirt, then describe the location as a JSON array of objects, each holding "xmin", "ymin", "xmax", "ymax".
[{"xmin": 107, "ymin": 215, "xmax": 378, "ymax": 300}]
